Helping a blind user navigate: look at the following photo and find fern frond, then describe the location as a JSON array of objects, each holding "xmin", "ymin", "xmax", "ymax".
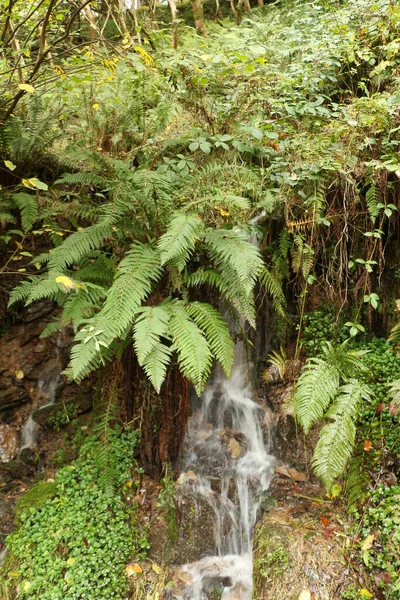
[
  {"xmin": 185, "ymin": 301, "xmax": 234, "ymax": 377},
  {"xmin": 294, "ymin": 356, "xmax": 340, "ymax": 434},
  {"xmin": 169, "ymin": 304, "xmax": 213, "ymax": 394},
  {"xmin": 133, "ymin": 305, "xmax": 172, "ymax": 364},
  {"xmin": 158, "ymin": 212, "xmax": 204, "ymax": 268},
  {"xmin": 68, "ymin": 244, "xmax": 162, "ymax": 381},
  {"xmin": 68, "ymin": 321, "xmax": 115, "ymax": 381},
  {"xmin": 279, "ymin": 229, "xmax": 291, "ymax": 259},
  {"xmin": 388, "ymin": 378, "xmax": 400, "ymax": 407},
  {"xmin": 365, "ymin": 184, "xmax": 380, "ymax": 223},
  {"xmin": 388, "ymin": 322, "xmax": 400, "ymax": 347},
  {"xmin": 12, "ymin": 192, "xmax": 39, "ymax": 232},
  {"xmin": 312, "ymin": 381, "xmax": 371, "ymax": 491},
  {"xmin": 346, "ymin": 455, "xmax": 369, "ymax": 506},
  {"xmin": 141, "ymin": 341, "xmax": 172, "ymax": 393},
  {"xmin": 294, "ymin": 341, "xmax": 364, "ymax": 434},
  {"xmin": 47, "ymin": 224, "xmax": 113, "ymax": 271},
  {"xmin": 100, "ymin": 243, "xmax": 162, "ymax": 338},
  {"xmin": 259, "ymin": 266, "xmax": 286, "ymax": 317},
  {"xmin": 204, "ymin": 228, "xmax": 263, "ymax": 294}
]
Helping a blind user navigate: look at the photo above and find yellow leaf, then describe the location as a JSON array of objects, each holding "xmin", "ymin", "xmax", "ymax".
[
  {"xmin": 55, "ymin": 275, "xmax": 83, "ymax": 291},
  {"xmin": 66, "ymin": 558, "xmax": 75, "ymax": 565},
  {"xmin": 125, "ymin": 480, "xmax": 133, "ymax": 488},
  {"xmin": 55, "ymin": 275, "xmax": 76, "ymax": 290},
  {"xmin": 360, "ymin": 590, "xmax": 373, "ymax": 598},
  {"xmin": 23, "ymin": 581, "xmax": 31, "ymax": 591},
  {"xmin": 133, "ymin": 46, "xmax": 156, "ymax": 68},
  {"xmin": 361, "ymin": 534, "xmax": 375, "ymax": 551},
  {"xmin": 4, "ymin": 160, "xmax": 16, "ymax": 171},
  {"xmin": 92, "ymin": 103, "xmax": 100, "ymax": 110},
  {"xmin": 15, "ymin": 370, "xmax": 24, "ymax": 380},
  {"xmin": 125, "ymin": 563, "xmax": 143, "ymax": 577},
  {"xmin": 18, "ymin": 83, "xmax": 35, "ymax": 93},
  {"xmin": 215, "ymin": 205, "xmax": 230, "ymax": 217},
  {"xmin": 10, "ymin": 572, "xmax": 19, "ymax": 577},
  {"xmin": 22, "ymin": 178, "xmax": 35, "ymax": 189},
  {"xmin": 151, "ymin": 563, "xmax": 162, "ymax": 575}
]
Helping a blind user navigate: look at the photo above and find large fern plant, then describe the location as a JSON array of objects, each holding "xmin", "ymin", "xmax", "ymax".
[
  {"xmin": 9, "ymin": 196, "xmax": 267, "ymax": 394},
  {"xmin": 293, "ymin": 341, "xmax": 372, "ymax": 491}
]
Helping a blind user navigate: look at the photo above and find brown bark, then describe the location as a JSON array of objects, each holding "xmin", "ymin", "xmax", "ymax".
[
  {"xmin": 122, "ymin": 349, "xmax": 189, "ymax": 478},
  {"xmin": 168, "ymin": 0, "xmax": 178, "ymax": 49},
  {"xmin": 257, "ymin": 0, "xmax": 264, "ymax": 6},
  {"xmin": 84, "ymin": 4, "xmax": 97, "ymax": 41},
  {"xmin": 192, "ymin": 0, "xmax": 207, "ymax": 37}
]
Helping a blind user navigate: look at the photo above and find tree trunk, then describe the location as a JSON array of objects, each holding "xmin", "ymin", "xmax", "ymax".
[
  {"xmin": 257, "ymin": 0, "xmax": 264, "ymax": 6},
  {"xmin": 192, "ymin": 0, "xmax": 207, "ymax": 36},
  {"xmin": 122, "ymin": 349, "xmax": 189, "ymax": 478},
  {"xmin": 243, "ymin": 0, "xmax": 252, "ymax": 14},
  {"xmin": 84, "ymin": 4, "xmax": 97, "ymax": 40},
  {"xmin": 168, "ymin": 0, "xmax": 179, "ymax": 49}
]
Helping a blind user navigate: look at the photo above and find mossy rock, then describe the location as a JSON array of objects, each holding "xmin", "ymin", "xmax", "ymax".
[{"xmin": 14, "ymin": 482, "xmax": 57, "ymax": 526}]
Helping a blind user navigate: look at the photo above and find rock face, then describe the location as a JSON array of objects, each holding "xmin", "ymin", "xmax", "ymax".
[{"xmin": 0, "ymin": 424, "xmax": 19, "ymax": 462}]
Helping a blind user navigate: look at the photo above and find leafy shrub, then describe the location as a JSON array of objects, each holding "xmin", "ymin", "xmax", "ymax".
[
  {"xmin": 356, "ymin": 486, "xmax": 400, "ymax": 598},
  {"xmin": 3, "ymin": 429, "xmax": 147, "ymax": 600}
]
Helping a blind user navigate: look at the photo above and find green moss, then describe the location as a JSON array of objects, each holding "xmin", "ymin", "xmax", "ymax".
[{"xmin": 14, "ymin": 482, "xmax": 57, "ymax": 527}]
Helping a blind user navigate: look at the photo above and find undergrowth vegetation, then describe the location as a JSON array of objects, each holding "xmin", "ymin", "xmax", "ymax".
[{"xmin": 1, "ymin": 429, "xmax": 146, "ymax": 600}]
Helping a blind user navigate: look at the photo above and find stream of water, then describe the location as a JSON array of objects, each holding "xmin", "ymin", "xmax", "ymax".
[
  {"xmin": 172, "ymin": 341, "xmax": 275, "ymax": 600},
  {"xmin": 20, "ymin": 360, "xmax": 61, "ymax": 451}
]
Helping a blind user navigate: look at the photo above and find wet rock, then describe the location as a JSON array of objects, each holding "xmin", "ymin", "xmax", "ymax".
[
  {"xmin": 0, "ymin": 458, "xmax": 36, "ymax": 480},
  {"xmin": 17, "ymin": 300, "xmax": 55, "ymax": 323},
  {"xmin": 0, "ymin": 387, "xmax": 30, "ymax": 416},
  {"xmin": 19, "ymin": 447, "xmax": 38, "ymax": 468},
  {"xmin": 176, "ymin": 470, "xmax": 197, "ymax": 485},
  {"xmin": 0, "ymin": 424, "xmax": 19, "ymax": 462},
  {"xmin": 227, "ymin": 438, "xmax": 242, "ymax": 459},
  {"xmin": 0, "ymin": 496, "xmax": 14, "ymax": 545},
  {"xmin": 32, "ymin": 392, "xmax": 92, "ymax": 427}
]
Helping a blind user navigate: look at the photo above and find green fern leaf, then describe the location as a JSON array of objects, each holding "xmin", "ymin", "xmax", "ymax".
[
  {"xmin": 12, "ymin": 192, "xmax": 39, "ymax": 232},
  {"xmin": 312, "ymin": 381, "xmax": 371, "ymax": 491},
  {"xmin": 365, "ymin": 184, "xmax": 380, "ymax": 223},
  {"xmin": 133, "ymin": 305, "xmax": 171, "ymax": 364},
  {"xmin": 158, "ymin": 211, "xmax": 204, "ymax": 268},
  {"xmin": 186, "ymin": 301, "xmax": 234, "ymax": 377},
  {"xmin": 141, "ymin": 341, "xmax": 172, "ymax": 393},
  {"xmin": 169, "ymin": 305, "xmax": 212, "ymax": 394},
  {"xmin": 100, "ymin": 243, "xmax": 162, "ymax": 338},
  {"xmin": 294, "ymin": 357, "xmax": 340, "ymax": 434},
  {"xmin": 388, "ymin": 378, "xmax": 400, "ymax": 407},
  {"xmin": 48, "ymin": 224, "xmax": 113, "ymax": 271},
  {"xmin": 259, "ymin": 267, "xmax": 286, "ymax": 317},
  {"xmin": 204, "ymin": 228, "xmax": 263, "ymax": 295},
  {"xmin": 68, "ymin": 244, "xmax": 162, "ymax": 381}
]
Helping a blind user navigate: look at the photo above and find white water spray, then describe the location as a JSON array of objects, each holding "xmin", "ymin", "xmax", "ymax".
[
  {"xmin": 173, "ymin": 339, "xmax": 275, "ymax": 600},
  {"xmin": 20, "ymin": 360, "xmax": 61, "ymax": 451}
]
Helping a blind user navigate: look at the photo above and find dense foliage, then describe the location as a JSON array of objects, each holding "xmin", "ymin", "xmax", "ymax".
[
  {"xmin": 2, "ymin": 429, "xmax": 146, "ymax": 600},
  {"xmin": 1, "ymin": 0, "xmax": 400, "ymax": 595}
]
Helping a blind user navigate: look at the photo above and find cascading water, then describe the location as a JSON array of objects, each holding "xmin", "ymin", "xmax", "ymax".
[
  {"xmin": 172, "ymin": 340, "xmax": 275, "ymax": 600},
  {"xmin": 20, "ymin": 359, "xmax": 61, "ymax": 451}
]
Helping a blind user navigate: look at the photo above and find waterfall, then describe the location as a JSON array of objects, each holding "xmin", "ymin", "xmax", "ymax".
[
  {"xmin": 20, "ymin": 360, "xmax": 61, "ymax": 452},
  {"xmin": 172, "ymin": 339, "xmax": 275, "ymax": 600}
]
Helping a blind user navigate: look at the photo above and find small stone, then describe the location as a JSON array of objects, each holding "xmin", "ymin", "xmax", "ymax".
[
  {"xmin": 0, "ymin": 424, "xmax": 19, "ymax": 462},
  {"xmin": 228, "ymin": 438, "xmax": 241, "ymax": 459}
]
